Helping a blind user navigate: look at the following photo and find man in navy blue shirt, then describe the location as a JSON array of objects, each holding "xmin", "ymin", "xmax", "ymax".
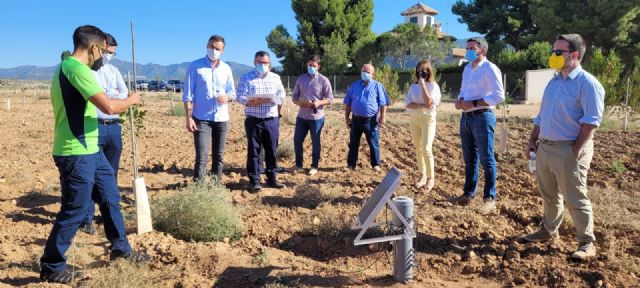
[{"xmin": 343, "ymin": 64, "xmax": 390, "ymax": 171}]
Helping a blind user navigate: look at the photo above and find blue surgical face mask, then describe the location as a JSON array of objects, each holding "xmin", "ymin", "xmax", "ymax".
[
  {"xmin": 256, "ymin": 63, "xmax": 269, "ymax": 75},
  {"xmin": 361, "ymin": 71, "xmax": 372, "ymax": 81},
  {"xmin": 307, "ymin": 66, "xmax": 317, "ymax": 75},
  {"xmin": 465, "ymin": 49, "xmax": 478, "ymax": 62}
]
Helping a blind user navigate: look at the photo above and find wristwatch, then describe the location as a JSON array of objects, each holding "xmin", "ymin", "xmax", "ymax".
[{"xmin": 472, "ymin": 100, "xmax": 478, "ymax": 107}]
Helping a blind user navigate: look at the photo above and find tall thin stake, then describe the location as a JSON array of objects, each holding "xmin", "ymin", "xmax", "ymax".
[
  {"xmin": 624, "ymin": 77, "xmax": 630, "ymax": 132},
  {"xmin": 130, "ymin": 20, "xmax": 139, "ymax": 179}
]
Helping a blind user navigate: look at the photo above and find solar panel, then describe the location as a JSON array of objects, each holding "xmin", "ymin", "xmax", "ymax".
[{"xmin": 352, "ymin": 166, "xmax": 415, "ymax": 246}]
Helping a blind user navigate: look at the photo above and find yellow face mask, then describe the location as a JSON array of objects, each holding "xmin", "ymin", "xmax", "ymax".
[{"xmin": 548, "ymin": 54, "xmax": 565, "ymax": 71}]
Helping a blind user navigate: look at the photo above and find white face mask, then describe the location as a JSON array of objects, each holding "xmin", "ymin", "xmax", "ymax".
[
  {"xmin": 103, "ymin": 53, "xmax": 113, "ymax": 64},
  {"xmin": 207, "ymin": 48, "xmax": 221, "ymax": 61}
]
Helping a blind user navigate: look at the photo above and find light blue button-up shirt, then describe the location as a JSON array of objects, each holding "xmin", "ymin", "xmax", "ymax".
[
  {"xmin": 458, "ymin": 57, "xmax": 505, "ymax": 111},
  {"xmin": 182, "ymin": 56, "xmax": 236, "ymax": 122},
  {"xmin": 534, "ymin": 67, "xmax": 605, "ymax": 141},
  {"xmin": 344, "ymin": 79, "xmax": 389, "ymax": 117},
  {"xmin": 93, "ymin": 63, "xmax": 128, "ymax": 120}
]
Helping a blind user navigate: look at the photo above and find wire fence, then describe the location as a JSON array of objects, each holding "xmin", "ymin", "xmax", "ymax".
[{"xmin": 279, "ymin": 72, "xmax": 527, "ymax": 101}]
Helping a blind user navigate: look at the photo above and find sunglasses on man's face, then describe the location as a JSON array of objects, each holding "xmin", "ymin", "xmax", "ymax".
[{"xmin": 550, "ymin": 49, "xmax": 574, "ymax": 56}]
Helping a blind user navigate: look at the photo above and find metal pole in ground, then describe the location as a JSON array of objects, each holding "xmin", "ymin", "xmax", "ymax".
[
  {"xmin": 500, "ymin": 74, "xmax": 508, "ymax": 153},
  {"xmin": 392, "ymin": 196, "xmax": 414, "ymax": 283},
  {"xmin": 624, "ymin": 77, "xmax": 630, "ymax": 132}
]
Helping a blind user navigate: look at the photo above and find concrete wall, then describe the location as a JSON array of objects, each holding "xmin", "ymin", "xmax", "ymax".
[{"xmin": 525, "ymin": 69, "xmax": 556, "ymax": 104}]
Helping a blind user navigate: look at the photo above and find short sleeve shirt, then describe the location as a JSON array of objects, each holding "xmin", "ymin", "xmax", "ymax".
[{"xmin": 51, "ymin": 56, "xmax": 103, "ymax": 156}]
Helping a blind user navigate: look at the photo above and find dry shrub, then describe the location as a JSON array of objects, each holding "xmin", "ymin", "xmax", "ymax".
[
  {"xmin": 277, "ymin": 140, "xmax": 295, "ymax": 160},
  {"xmin": 79, "ymin": 259, "xmax": 153, "ymax": 288},
  {"xmin": 294, "ymin": 184, "xmax": 341, "ymax": 207},
  {"xmin": 153, "ymin": 182, "xmax": 244, "ymax": 242},
  {"xmin": 301, "ymin": 203, "xmax": 353, "ymax": 238}
]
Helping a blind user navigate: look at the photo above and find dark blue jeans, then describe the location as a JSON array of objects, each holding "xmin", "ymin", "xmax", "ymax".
[
  {"xmin": 84, "ymin": 123, "xmax": 122, "ymax": 225},
  {"xmin": 245, "ymin": 116, "xmax": 279, "ymax": 184},
  {"xmin": 294, "ymin": 117, "xmax": 324, "ymax": 168},
  {"xmin": 460, "ymin": 110, "xmax": 497, "ymax": 200},
  {"xmin": 193, "ymin": 119, "xmax": 229, "ymax": 181},
  {"xmin": 41, "ymin": 152, "xmax": 131, "ymax": 274},
  {"xmin": 347, "ymin": 115, "xmax": 380, "ymax": 168}
]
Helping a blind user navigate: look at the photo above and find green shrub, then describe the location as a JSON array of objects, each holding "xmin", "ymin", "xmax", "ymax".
[
  {"xmin": 153, "ymin": 182, "xmax": 243, "ymax": 242},
  {"xmin": 611, "ymin": 160, "xmax": 627, "ymax": 174},
  {"xmin": 168, "ymin": 103, "xmax": 185, "ymax": 117},
  {"xmin": 584, "ymin": 48, "xmax": 623, "ymax": 107},
  {"xmin": 276, "ymin": 140, "xmax": 294, "ymax": 160},
  {"xmin": 80, "ymin": 259, "xmax": 154, "ymax": 288},
  {"xmin": 375, "ymin": 64, "xmax": 401, "ymax": 104}
]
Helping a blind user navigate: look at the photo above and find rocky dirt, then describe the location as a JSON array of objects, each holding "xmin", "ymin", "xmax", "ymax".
[{"xmin": 0, "ymin": 93, "xmax": 638, "ymax": 287}]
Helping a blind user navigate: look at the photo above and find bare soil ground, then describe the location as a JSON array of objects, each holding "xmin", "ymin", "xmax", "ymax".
[{"xmin": 0, "ymin": 93, "xmax": 638, "ymax": 287}]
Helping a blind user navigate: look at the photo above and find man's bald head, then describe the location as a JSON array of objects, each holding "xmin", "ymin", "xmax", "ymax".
[{"xmin": 361, "ymin": 64, "xmax": 374, "ymax": 74}]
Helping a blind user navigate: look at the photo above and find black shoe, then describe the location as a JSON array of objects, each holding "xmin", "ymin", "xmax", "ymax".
[
  {"xmin": 40, "ymin": 267, "xmax": 84, "ymax": 284},
  {"xmin": 454, "ymin": 194, "xmax": 473, "ymax": 206},
  {"xmin": 79, "ymin": 222, "xmax": 96, "ymax": 235},
  {"xmin": 248, "ymin": 182, "xmax": 262, "ymax": 193},
  {"xmin": 266, "ymin": 180, "xmax": 286, "ymax": 189},
  {"xmin": 110, "ymin": 250, "xmax": 151, "ymax": 263}
]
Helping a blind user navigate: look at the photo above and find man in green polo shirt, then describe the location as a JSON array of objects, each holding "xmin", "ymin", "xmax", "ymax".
[{"xmin": 40, "ymin": 25, "xmax": 148, "ymax": 284}]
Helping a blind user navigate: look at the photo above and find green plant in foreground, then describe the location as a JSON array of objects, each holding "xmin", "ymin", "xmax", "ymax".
[
  {"xmin": 611, "ymin": 160, "xmax": 627, "ymax": 174},
  {"xmin": 153, "ymin": 182, "xmax": 244, "ymax": 242},
  {"xmin": 121, "ymin": 105, "xmax": 147, "ymax": 132}
]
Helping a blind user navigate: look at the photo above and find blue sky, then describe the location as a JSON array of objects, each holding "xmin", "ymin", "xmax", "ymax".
[{"xmin": 0, "ymin": 0, "xmax": 479, "ymax": 68}]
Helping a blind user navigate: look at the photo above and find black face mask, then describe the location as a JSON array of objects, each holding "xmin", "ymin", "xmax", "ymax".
[
  {"xmin": 418, "ymin": 70, "xmax": 429, "ymax": 79},
  {"xmin": 91, "ymin": 56, "xmax": 104, "ymax": 71}
]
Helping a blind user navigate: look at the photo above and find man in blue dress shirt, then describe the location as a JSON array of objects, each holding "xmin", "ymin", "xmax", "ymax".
[
  {"xmin": 344, "ymin": 64, "xmax": 389, "ymax": 171},
  {"xmin": 523, "ymin": 34, "xmax": 605, "ymax": 261},
  {"xmin": 183, "ymin": 35, "xmax": 236, "ymax": 184}
]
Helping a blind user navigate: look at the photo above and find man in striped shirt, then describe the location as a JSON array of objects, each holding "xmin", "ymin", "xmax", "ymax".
[{"xmin": 237, "ymin": 51, "xmax": 286, "ymax": 192}]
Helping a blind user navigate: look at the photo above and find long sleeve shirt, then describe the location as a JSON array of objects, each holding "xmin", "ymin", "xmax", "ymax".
[
  {"xmin": 93, "ymin": 63, "xmax": 128, "ymax": 120},
  {"xmin": 236, "ymin": 70, "xmax": 285, "ymax": 118},
  {"xmin": 458, "ymin": 58, "xmax": 505, "ymax": 111},
  {"xmin": 182, "ymin": 57, "xmax": 236, "ymax": 122},
  {"xmin": 533, "ymin": 67, "xmax": 605, "ymax": 141},
  {"xmin": 292, "ymin": 73, "xmax": 333, "ymax": 120}
]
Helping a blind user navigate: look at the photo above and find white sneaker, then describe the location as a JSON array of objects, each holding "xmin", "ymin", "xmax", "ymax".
[
  {"xmin": 571, "ymin": 242, "xmax": 596, "ymax": 260},
  {"xmin": 415, "ymin": 176, "xmax": 427, "ymax": 188},
  {"xmin": 308, "ymin": 168, "xmax": 318, "ymax": 175},
  {"xmin": 373, "ymin": 166, "xmax": 381, "ymax": 172},
  {"xmin": 426, "ymin": 178, "xmax": 435, "ymax": 191},
  {"xmin": 478, "ymin": 198, "xmax": 496, "ymax": 215}
]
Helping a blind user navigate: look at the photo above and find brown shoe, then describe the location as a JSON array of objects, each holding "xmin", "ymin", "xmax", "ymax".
[{"xmin": 523, "ymin": 227, "xmax": 559, "ymax": 243}]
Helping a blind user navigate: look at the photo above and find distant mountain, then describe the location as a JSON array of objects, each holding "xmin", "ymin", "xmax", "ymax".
[{"xmin": 0, "ymin": 58, "xmax": 254, "ymax": 81}]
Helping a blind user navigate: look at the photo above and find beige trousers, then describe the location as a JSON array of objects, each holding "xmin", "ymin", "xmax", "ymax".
[
  {"xmin": 408, "ymin": 111, "xmax": 437, "ymax": 178},
  {"xmin": 536, "ymin": 139, "xmax": 595, "ymax": 243}
]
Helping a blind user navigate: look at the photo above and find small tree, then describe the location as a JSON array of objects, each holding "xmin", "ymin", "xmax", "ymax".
[
  {"xmin": 584, "ymin": 48, "xmax": 623, "ymax": 107},
  {"xmin": 375, "ymin": 65, "xmax": 401, "ymax": 104}
]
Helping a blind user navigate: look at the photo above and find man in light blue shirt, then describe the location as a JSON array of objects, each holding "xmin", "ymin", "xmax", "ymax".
[
  {"xmin": 344, "ymin": 64, "xmax": 389, "ymax": 171},
  {"xmin": 524, "ymin": 34, "xmax": 605, "ymax": 261},
  {"xmin": 81, "ymin": 33, "xmax": 128, "ymax": 234},
  {"xmin": 454, "ymin": 37, "xmax": 504, "ymax": 215},
  {"xmin": 183, "ymin": 35, "xmax": 236, "ymax": 184}
]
